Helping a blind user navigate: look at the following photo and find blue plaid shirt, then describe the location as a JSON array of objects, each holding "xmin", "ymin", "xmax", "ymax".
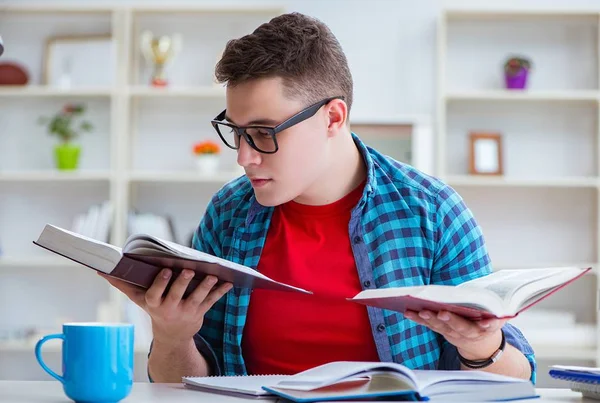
[{"xmin": 189, "ymin": 133, "xmax": 536, "ymax": 382}]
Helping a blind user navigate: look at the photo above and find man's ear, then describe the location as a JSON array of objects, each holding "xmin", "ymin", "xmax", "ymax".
[{"xmin": 326, "ymin": 98, "xmax": 348, "ymax": 136}]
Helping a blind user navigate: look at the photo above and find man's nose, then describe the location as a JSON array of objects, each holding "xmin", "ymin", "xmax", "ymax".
[{"xmin": 236, "ymin": 135, "xmax": 262, "ymax": 167}]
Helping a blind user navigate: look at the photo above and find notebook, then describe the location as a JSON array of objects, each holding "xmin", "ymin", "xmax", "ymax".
[
  {"xmin": 182, "ymin": 374, "xmax": 288, "ymax": 398},
  {"xmin": 182, "ymin": 361, "xmax": 537, "ymax": 402},
  {"xmin": 549, "ymin": 365, "xmax": 600, "ymax": 400}
]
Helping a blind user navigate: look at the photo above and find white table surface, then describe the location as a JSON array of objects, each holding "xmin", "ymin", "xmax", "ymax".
[{"xmin": 0, "ymin": 381, "xmax": 595, "ymax": 403}]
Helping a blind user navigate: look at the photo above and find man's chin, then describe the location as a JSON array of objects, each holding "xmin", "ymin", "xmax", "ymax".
[
  {"xmin": 254, "ymin": 194, "xmax": 280, "ymax": 207},
  {"xmin": 253, "ymin": 189, "xmax": 291, "ymax": 207}
]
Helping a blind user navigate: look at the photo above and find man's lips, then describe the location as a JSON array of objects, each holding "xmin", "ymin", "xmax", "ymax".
[{"xmin": 248, "ymin": 177, "xmax": 272, "ymax": 187}]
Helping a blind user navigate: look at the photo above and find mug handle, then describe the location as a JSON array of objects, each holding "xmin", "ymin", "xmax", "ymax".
[{"xmin": 35, "ymin": 333, "xmax": 65, "ymax": 384}]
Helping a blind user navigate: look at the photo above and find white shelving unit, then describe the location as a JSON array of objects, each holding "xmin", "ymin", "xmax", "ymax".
[
  {"xmin": 438, "ymin": 9, "xmax": 600, "ymax": 386},
  {"xmin": 0, "ymin": 4, "xmax": 434, "ymax": 382},
  {"xmin": 0, "ymin": 3, "xmax": 286, "ymax": 382}
]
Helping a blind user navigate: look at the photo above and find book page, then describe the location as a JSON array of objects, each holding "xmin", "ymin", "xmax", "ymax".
[
  {"xmin": 124, "ymin": 235, "xmax": 273, "ymax": 280},
  {"xmin": 551, "ymin": 365, "xmax": 600, "ymax": 375},
  {"xmin": 273, "ymin": 361, "xmax": 418, "ymax": 392},
  {"xmin": 35, "ymin": 224, "xmax": 122, "ymax": 273},
  {"xmin": 459, "ymin": 268, "xmax": 568, "ymax": 302},
  {"xmin": 413, "ymin": 369, "xmax": 528, "ymax": 390}
]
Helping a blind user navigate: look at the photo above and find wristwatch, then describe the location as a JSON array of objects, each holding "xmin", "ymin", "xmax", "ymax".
[{"xmin": 458, "ymin": 329, "xmax": 506, "ymax": 369}]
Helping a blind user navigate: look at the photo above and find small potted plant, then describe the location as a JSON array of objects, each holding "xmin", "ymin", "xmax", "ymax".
[
  {"xmin": 192, "ymin": 140, "xmax": 221, "ymax": 174},
  {"xmin": 504, "ymin": 56, "xmax": 532, "ymax": 90},
  {"xmin": 38, "ymin": 104, "xmax": 93, "ymax": 170}
]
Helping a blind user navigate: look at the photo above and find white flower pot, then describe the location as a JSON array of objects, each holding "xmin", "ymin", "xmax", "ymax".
[{"xmin": 195, "ymin": 154, "xmax": 220, "ymax": 175}]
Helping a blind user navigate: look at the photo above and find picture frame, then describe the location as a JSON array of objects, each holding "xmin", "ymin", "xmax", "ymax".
[
  {"xmin": 43, "ymin": 34, "xmax": 115, "ymax": 88},
  {"xmin": 469, "ymin": 132, "xmax": 503, "ymax": 175}
]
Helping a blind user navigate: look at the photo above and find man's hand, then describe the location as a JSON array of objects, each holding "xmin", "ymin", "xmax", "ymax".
[
  {"xmin": 98, "ymin": 269, "xmax": 233, "ymax": 347},
  {"xmin": 404, "ymin": 310, "xmax": 506, "ymax": 361}
]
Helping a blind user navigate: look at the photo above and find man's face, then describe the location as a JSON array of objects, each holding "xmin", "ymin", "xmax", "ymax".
[{"xmin": 225, "ymin": 77, "xmax": 332, "ymax": 206}]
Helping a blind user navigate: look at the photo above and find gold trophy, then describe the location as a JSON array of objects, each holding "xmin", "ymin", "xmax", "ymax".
[{"xmin": 140, "ymin": 30, "xmax": 182, "ymax": 87}]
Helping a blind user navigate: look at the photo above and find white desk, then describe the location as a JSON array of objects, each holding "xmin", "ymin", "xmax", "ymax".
[{"xmin": 0, "ymin": 381, "xmax": 594, "ymax": 402}]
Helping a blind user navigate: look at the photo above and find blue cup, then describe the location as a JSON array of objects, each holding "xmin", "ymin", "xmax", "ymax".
[{"xmin": 35, "ymin": 322, "xmax": 134, "ymax": 403}]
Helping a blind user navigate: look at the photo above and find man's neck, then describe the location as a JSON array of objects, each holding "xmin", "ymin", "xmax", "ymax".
[{"xmin": 293, "ymin": 130, "xmax": 366, "ymax": 206}]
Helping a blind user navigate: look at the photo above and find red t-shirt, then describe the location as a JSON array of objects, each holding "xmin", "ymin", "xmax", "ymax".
[{"xmin": 242, "ymin": 181, "xmax": 380, "ymax": 375}]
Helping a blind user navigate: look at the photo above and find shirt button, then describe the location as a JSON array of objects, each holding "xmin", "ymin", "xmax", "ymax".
[
  {"xmin": 353, "ymin": 236, "xmax": 362, "ymax": 244},
  {"xmin": 377, "ymin": 324, "xmax": 386, "ymax": 332},
  {"xmin": 363, "ymin": 280, "xmax": 372, "ymax": 288}
]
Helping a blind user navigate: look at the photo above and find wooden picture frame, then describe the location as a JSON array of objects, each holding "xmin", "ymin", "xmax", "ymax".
[
  {"xmin": 42, "ymin": 34, "xmax": 114, "ymax": 87},
  {"xmin": 469, "ymin": 132, "xmax": 503, "ymax": 175}
]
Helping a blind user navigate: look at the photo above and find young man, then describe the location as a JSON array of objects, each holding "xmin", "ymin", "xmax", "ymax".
[{"xmin": 102, "ymin": 12, "xmax": 535, "ymax": 383}]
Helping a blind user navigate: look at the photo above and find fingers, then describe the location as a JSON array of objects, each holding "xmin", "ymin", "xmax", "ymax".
[
  {"xmin": 98, "ymin": 272, "xmax": 146, "ymax": 307},
  {"xmin": 437, "ymin": 311, "xmax": 481, "ymax": 339},
  {"xmin": 412, "ymin": 310, "xmax": 457, "ymax": 337},
  {"xmin": 405, "ymin": 310, "xmax": 485, "ymax": 340},
  {"xmin": 183, "ymin": 275, "xmax": 219, "ymax": 309},
  {"xmin": 144, "ymin": 269, "xmax": 173, "ymax": 308},
  {"xmin": 478, "ymin": 318, "xmax": 507, "ymax": 332},
  {"xmin": 405, "ymin": 310, "xmax": 450, "ymax": 335},
  {"xmin": 161, "ymin": 269, "xmax": 196, "ymax": 308},
  {"xmin": 198, "ymin": 282, "xmax": 234, "ymax": 314}
]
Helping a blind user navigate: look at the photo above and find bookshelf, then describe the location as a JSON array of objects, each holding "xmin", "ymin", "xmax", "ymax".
[
  {"xmin": 0, "ymin": 3, "xmax": 286, "ymax": 382},
  {"xmin": 437, "ymin": 9, "xmax": 600, "ymax": 385},
  {"xmin": 0, "ymin": 4, "xmax": 432, "ymax": 381}
]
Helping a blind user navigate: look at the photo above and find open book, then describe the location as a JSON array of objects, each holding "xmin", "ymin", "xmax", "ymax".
[
  {"xmin": 34, "ymin": 224, "xmax": 310, "ymax": 297},
  {"xmin": 350, "ymin": 266, "xmax": 590, "ymax": 319},
  {"xmin": 183, "ymin": 361, "xmax": 537, "ymax": 402}
]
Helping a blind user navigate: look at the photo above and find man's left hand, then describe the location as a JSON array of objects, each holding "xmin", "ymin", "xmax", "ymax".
[{"xmin": 404, "ymin": 310, "xmax": 506, "ymax": 361}]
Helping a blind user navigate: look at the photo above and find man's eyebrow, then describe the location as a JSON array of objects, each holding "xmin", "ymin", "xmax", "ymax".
[{"xmin": 224, "ymin": 114, "xmax": 279, "ymax": 126}]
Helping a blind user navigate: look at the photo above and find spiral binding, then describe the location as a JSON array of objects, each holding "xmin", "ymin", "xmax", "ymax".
[
  {"xmin": 183, "ymin": 374, "xmax": 285, "ymax": 379},
  {"xmin": 550, "ymin": 373, "xmax": 600, "ymax": 385}
]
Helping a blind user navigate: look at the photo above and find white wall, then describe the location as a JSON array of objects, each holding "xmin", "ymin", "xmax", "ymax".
[{"xmin": 6, "ymin": 0, "xmax": 600, "ymax": 120}]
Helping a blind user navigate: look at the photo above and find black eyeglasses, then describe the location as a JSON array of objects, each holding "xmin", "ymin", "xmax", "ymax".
[{"xmin": 211, "ymin": 96, "xmax": 344, "ymax": 154}]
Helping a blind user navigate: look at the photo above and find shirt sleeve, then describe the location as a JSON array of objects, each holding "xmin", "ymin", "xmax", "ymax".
[
  {"xmin": 147, "ymin": 193, "xmax": 226, "ymax": 381},
  {"xmin": 432, "ymin": 184, "xmax": 537, "ymax": 383},
  {"xmin": 190, "ymin": 193, "xmax": 227, "ymax": 376}
]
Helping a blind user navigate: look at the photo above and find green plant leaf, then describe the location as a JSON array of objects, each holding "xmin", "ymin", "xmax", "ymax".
[{"xmin": 80, "ymin": 121, "xmax": 93, "ymax": 132}]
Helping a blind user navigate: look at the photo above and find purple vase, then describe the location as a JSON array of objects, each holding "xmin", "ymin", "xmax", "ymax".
[{"xmin": 505, "ymin": 68, "xmax": 528, "ymax": 89}]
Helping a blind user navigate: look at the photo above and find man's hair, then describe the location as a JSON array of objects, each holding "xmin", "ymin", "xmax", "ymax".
[{"xmin": 215, "ymin": 12, "xmax": 353, "ymax": 114}]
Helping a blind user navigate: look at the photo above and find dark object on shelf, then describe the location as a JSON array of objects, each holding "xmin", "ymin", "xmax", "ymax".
[
  {"xmin": 0, "ymin": 35, "xmax": 4, "ymax": 57},
  {"xmin": 0, "ymin": 61, "xmax": 29, "ymax": 85}
]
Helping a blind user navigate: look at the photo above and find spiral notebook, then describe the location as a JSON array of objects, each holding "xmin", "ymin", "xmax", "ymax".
[
  {"xmin": 182, "ymin": 374, "xmax": 288, "ymax": 398},
  {"xmin": 549, "ymin": 365, "xmax": 600, "ymax": 400}
]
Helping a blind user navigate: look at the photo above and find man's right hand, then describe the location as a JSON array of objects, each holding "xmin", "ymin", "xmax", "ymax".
[{"xmin": 98, "ymin": 269, "xmax": 233, "ymax": 347}]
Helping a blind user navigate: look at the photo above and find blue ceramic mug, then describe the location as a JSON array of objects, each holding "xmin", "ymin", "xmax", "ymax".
[{"xmin": 35, "ymin": 322, "xmax": 134, "ymax": 403}]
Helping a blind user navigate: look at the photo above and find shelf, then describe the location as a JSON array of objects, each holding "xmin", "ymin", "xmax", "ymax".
[
  {"xmin": 0, "ymin": 171, "xmax": 112, "ymax": 182},
  {"xmin": 130, "ymin": 5, "xmax": 284, "ymax": 14},
  {"xmin": 493, "ymin": 263, "xmax": 597, "ymax": 274},
  {"xmin": 0, "ymin": 4, "xmax": 114, "ymax": 13},
  {"xmin": 531, "ymin": 344, "xmax": 597, "ymax": 361},
  {"xmin": 444, "ymin": 176, "xmax": 599, "ymax": 188},
  {"xmin": 445, "ymin": 90, "xmax": 599, "ymax": 102},
  {"xmin": 128, "ymin": 171, "xmax": 242, "ymax": 184},
  {"xmin": 128, "ymin": 86, "xmax": 226, "ymax": 98},
  {"xmin": 0, "ymin": 340, "xmax": 149, "ymax": 353},
  {"xmin": 0, "ymin": 86, "xmax": 114, "ymax": 97},
  {"xmin": 444, "ymin": 10, "xmax": 600, "ymax": 19},
  {"xmin": 0, "ymin": 257, "xmax": 78, "ymax": 269}
]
